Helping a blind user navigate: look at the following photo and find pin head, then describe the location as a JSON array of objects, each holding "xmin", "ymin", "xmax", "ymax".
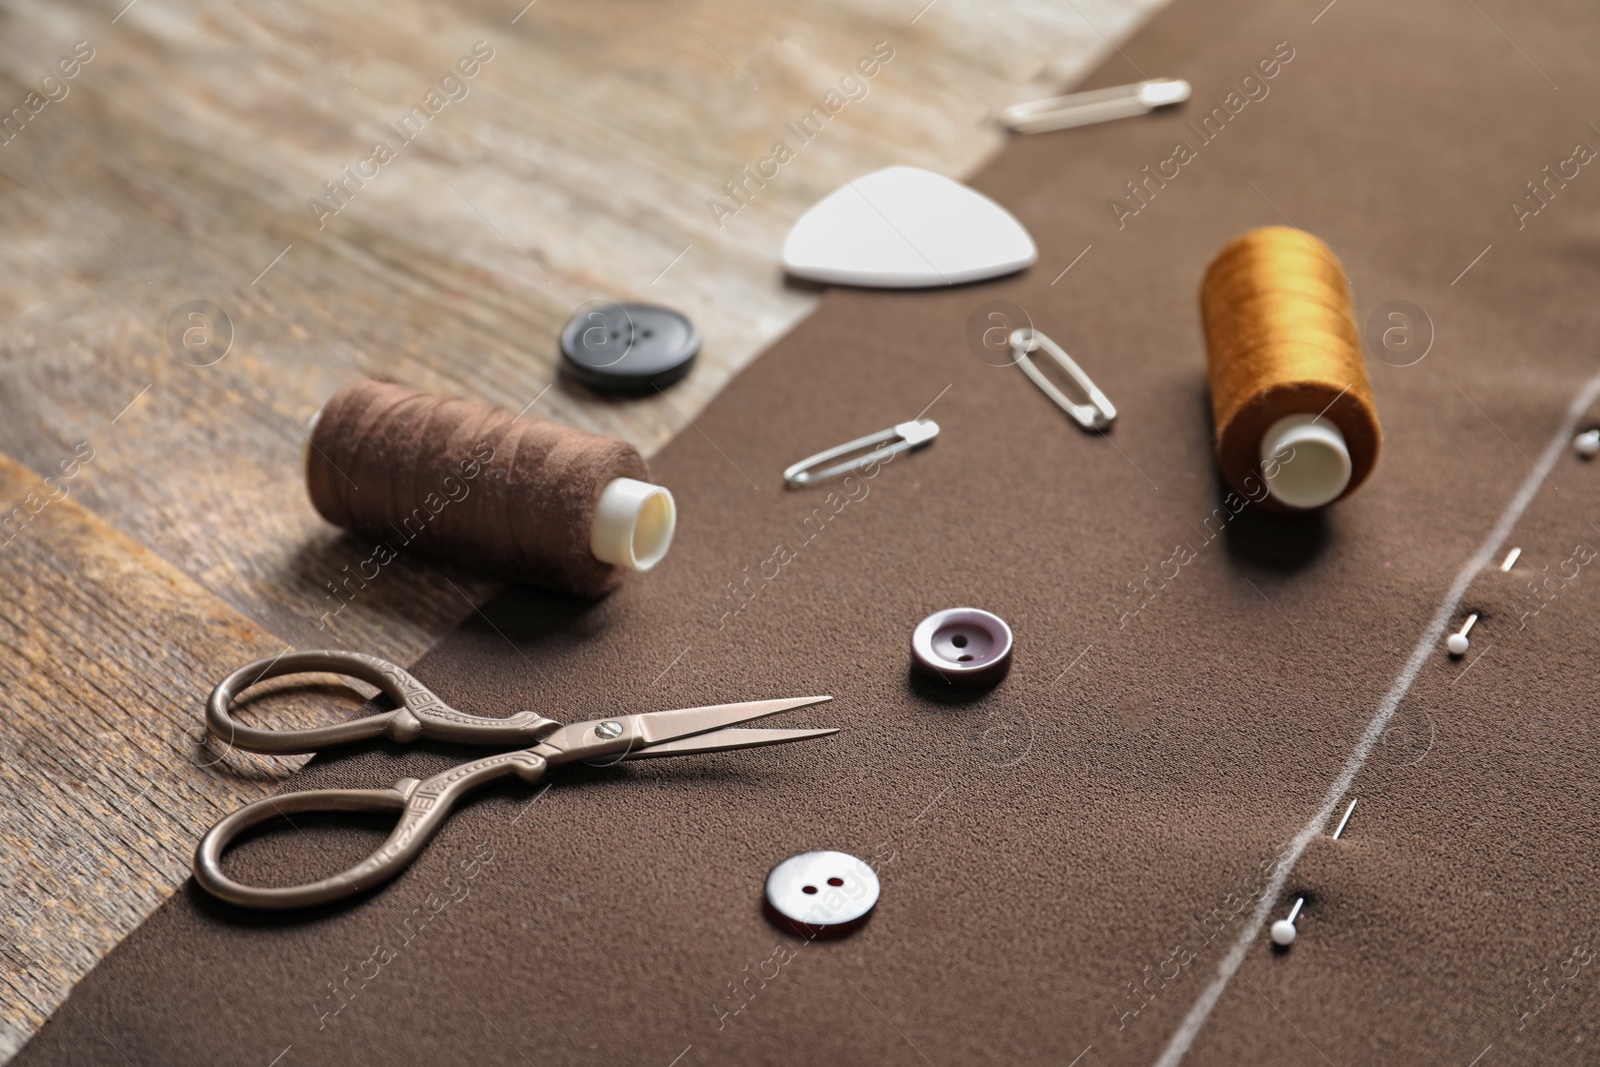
[
  {"xmin": 1576, "ymin": 428, "xmax": 1600, "ymax": 457},
  {"xmin": 1446, "ymin": 632, "xmax": 1470, "ymax": 656},
  {"xmin": 1270, "ymin": 919, "xmax": 1297, "ymax": 946}
]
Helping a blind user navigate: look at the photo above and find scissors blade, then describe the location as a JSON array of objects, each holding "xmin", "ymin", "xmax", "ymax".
[
  {"xmin": 636, "ymin": 695, "xmax": 832, "ymax": 745},
  {"xmin": 625, "ymin": 726, "xmax": 839, "ymax": 759}
]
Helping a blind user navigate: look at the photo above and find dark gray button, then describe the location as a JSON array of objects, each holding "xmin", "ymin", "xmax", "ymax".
[
  {"xmin": 764, "ymin": 850, "xmax": 879, "ymax": 935},
  {"xmin": 560, "ymin": 302, "xmax": 699, "ymax": 393},
  {"xmin": 911, "ymin": 607, "xmax": 1013, "ymax": 687}
]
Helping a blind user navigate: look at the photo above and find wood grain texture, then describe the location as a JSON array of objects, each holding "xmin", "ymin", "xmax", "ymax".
[
  {"xmin": 0, "ymin": 0, "xmax": 1164, "ymax": 1056},
  {"xmin": 0, "ymin": 451, "xmax": 331, "ymax": 1053}
]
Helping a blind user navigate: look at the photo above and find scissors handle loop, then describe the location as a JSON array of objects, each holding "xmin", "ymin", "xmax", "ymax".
[
  {"xmin": 207, "ymin": 650, "xmax": 562, "ymax": 755},
  {"xmin": 193, "ymin": 749, "xmax": 549, "ymax": 909}
]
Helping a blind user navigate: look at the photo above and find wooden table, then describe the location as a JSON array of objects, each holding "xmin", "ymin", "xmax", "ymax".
[{"xmin": 0, "ymin": 0, "xmax": 1162, "ymax": 1055}]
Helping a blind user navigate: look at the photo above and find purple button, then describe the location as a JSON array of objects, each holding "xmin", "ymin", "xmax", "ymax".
[{"xmin": 911, "ymin": 607, "xmax": 1013, "ymax": 687}]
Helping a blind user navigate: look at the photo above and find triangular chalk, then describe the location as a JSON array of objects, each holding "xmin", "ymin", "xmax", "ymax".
[{"xmin": 782, "ymin": 166, "xmax": 1037, "ymax": 288}]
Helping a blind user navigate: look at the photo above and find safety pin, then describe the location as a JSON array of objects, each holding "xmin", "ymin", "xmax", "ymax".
[
  {"xmin": 999, "ymin": 78, "xmax": 1190, "ymax": 135},
  {"xmin": 783, "ymin": 419, "xmax": 939, "ymax": 488},
  {"xmin": 1008, "ymin": 327, "xmax": 1116, "ymax": 431}
]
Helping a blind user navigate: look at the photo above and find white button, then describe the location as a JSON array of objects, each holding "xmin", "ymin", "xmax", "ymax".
[{"xmin": 765, "ymin": 850, "xmax": 880, "ymax": 931}]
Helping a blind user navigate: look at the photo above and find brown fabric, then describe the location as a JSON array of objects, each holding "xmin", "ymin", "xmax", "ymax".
[
  {"xmin": 22, "ymin": 0, "xmax": 1600, "ymax": 1063},
  {"xmin": 307, "ymin": 378, "xmax": 649, "ymax": 597}
]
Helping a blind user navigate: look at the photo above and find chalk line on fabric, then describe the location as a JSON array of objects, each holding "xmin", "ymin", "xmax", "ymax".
[{"xmin": 1153, "ymin": 368, "xmax": 1600, "ymax": 1067}]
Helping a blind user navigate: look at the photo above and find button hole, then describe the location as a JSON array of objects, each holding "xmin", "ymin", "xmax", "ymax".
[
  {"xmin": 802, "ymin": 885, "xmax": 818, "ymax": 895},
  {"xmin": 827, "ymin": 876, "xmax": 843, "ymax": 887}
]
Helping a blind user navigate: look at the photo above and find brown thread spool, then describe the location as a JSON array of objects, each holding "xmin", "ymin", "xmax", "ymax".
[
  {"xmin": 1200, "ymin": 226, "xmax": 1381, "ymax": 510},
  {"xmin": 306, "ymin": 379, "xmax": 675, "ymax": 596}
]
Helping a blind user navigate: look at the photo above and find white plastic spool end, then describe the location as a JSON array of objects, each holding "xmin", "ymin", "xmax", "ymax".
[
  {"xmin": 1260, "ymin": 414, "xmax": 1352, "ymax": 510},
  {"xmin": 590, "ymin": 477, "xmax": 676, "ymax": 572}
]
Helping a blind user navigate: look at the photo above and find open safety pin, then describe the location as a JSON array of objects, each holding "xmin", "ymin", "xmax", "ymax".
[
  {"xmin": 999, "ymin": 78, "xmax": 1190, "ymax": 135},
  {"xmin": 783, "ymin": 418, "xmax": 939, "ymax": 488},
  {"xmin": 1009, "ymin": 327, "xmax": 1116, "ymax": 431}
]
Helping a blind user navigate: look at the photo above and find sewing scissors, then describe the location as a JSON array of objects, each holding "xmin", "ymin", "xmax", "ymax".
[{"xmin": 192, "ymin": 650, "xmax": 835, "ymax": 910}]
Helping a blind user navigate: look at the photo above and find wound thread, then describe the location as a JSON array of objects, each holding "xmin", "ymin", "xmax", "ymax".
[
  {"xmin": 1200, "ymin": 226, "xmax": 1381, "ymax": 509},
  {"xmin": 306, "ymin": 378, "xmax": 652, "ymax": 596}
]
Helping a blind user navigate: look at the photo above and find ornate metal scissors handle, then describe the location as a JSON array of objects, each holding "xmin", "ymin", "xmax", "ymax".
[
  {"xmin": 207, "ymin": 649, "xmax": 562, "ymax": 755},
  {"xmin": 193, "ymin": 748, "xmax": 551, "ymax": 909}
]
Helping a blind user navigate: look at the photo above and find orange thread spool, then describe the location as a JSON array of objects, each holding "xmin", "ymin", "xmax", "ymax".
[{"xmin": 1200, "ymin": 226, "xmax": 1381, "ymax": 510}]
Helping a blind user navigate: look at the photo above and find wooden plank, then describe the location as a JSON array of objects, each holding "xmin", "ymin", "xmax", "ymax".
[
  {"xmin": 0, "ymin": 0, "xmax": 1167, "ymax": 1056},
  {"xmin": 0, "ymin": 450, "xmax": 322, "ymax": 1054}
]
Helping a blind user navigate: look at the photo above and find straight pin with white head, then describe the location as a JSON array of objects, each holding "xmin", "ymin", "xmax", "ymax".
[
  {"xmin": 1575, "ymin": 428, "xmax": 1599, "ymax": 457},
  {"xmin": 1270, "ymin": 898, "xmax": 1303, "ymax": 946},
  {"xmin": 1447, "ymin": 613, "xmax": 1478, "ymax": 656},
  {"xmin": 1270, "ymin": 797, "xmax": 1356, "ymax": 948}
]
